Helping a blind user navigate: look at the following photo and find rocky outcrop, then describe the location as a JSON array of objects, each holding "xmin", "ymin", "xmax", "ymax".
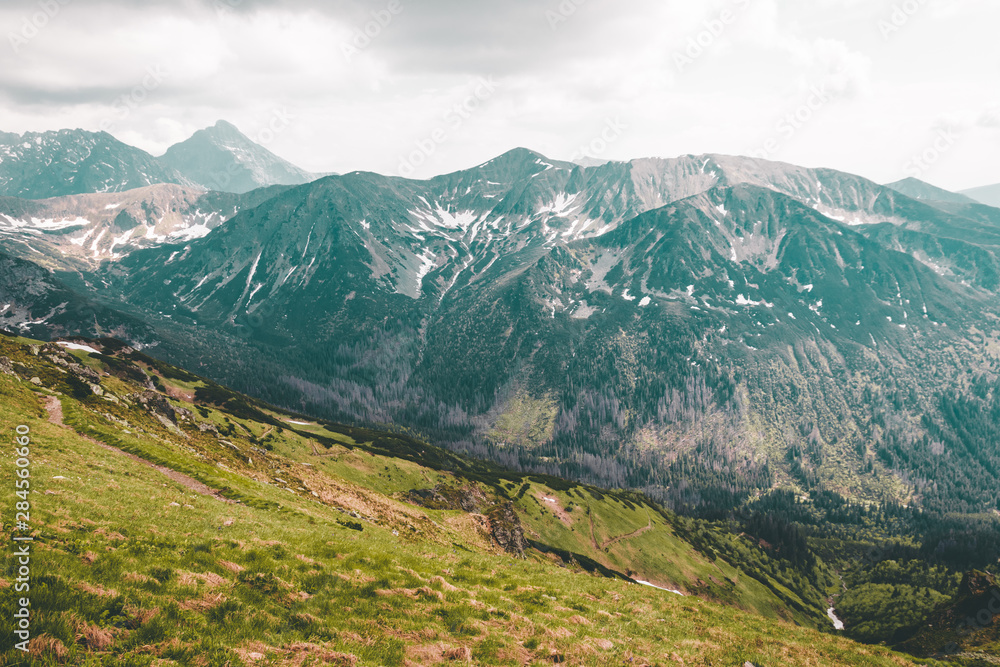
[
  {"xmin": 407, "ymin": 485, "xmax": 488, "ymax": 513},
  {"xmin": 486, "ymin": 502, "xmax": 527, "ymax": 557},
  {"xmin": 0, "ymin": 356, "xmax": 16, "ymax": 376},
  {"xmin": 407, "ymin": 484, "xmax": 527, "ymax": 557},
  {"xmin": 958, "ymin": 570, "xmax": 998, "ymax": 598},
  {"xmin": 131, "ymin": 390, "xmax": 189, "ymax": 423}
]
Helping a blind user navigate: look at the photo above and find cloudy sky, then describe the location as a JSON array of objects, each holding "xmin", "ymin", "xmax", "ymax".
[{"xmin": 1, "ymin": 0, "xmax": 997, "ymax": 190}]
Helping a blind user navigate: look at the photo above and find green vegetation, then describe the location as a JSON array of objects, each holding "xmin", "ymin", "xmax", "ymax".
[{"xmin": 0, "ymin": 335, "xmax": 959, "ymax": 665}]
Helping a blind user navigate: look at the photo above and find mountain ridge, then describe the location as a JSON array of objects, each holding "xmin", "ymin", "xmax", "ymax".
[
  {"xmin": 2, "ymin": 145, "xmax": 999, "ymax": 517},
  {"xmin": 962, "ymin": 182, "xmax": 1000, "ymax": 208},
  {"xmin": 886, "ymin": 176, "xmax": 979, "ymax": 205},
  {"xmin": 0, "ymin": 122, "xmax": 320, "ymax": 199}
]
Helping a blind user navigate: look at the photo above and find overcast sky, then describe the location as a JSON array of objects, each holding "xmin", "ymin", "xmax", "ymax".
[{"xmin": 1, "ymin": 0, "xmax": 997, "ymax": 190}]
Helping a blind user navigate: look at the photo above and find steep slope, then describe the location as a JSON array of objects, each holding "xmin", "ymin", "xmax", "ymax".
[
  {"xmin": 0, "ymin": 250, "xmax": 155, "ymax": 342},
  {"xmin": 160, "ymin": 120, "xmax": 318, "ymax": 194},
  {"xmin": 0, "ymin": 332, "xmax": 934, "ymax": 665},
  {"xmin": 417, "ymin": 185, "xmax": 993, "ymax": 510},
  {"xmin": 0, "ymin": 129, "xmax": 192, "ymax": 199}
]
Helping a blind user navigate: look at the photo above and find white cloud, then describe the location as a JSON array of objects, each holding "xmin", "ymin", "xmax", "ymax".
[{"xmin": 0, "ymin": 0, "xmax": 996, "ymax": 189}]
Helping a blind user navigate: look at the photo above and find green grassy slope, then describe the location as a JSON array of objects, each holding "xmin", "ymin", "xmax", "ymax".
[{"xmin": 0, "ymin": 334, "xmax": 940, "ymax": 666}]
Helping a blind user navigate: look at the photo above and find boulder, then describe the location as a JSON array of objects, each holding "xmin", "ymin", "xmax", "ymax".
[{"xmin": 486, "ymin": 502, "xmax": 528, "ymax": 557}]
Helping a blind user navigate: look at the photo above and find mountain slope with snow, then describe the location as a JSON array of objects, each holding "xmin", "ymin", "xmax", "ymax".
[
  {"xmin": 0, "ymin": 183, "xmax": 292, "ymax": 268},
  {"xmin": 0, "ymin": 129, "xmax": 193, "ymax": 199}
]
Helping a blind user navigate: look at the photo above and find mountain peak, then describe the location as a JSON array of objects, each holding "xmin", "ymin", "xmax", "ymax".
[
  {"xmin": 160, "ymin": 121, "xmax": 316, "ymax": 194},
  {"xmin": 460, "ymin": 147, "xmax": 575, "ymax": 181},
  {"xmin": 481, "ymin": 147, "xmax": 550, "ymax": 166},
  {"xmin": 202, "ymin": 119, "xmax": 248, "ymax": 141}
]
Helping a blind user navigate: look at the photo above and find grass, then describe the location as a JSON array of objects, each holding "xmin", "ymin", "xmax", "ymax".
[{"xmin": 0, "ymin": 335, "xmax": 946, "ymax": 666}]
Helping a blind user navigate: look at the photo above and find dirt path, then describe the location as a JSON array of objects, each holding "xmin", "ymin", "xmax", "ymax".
[
  {"xmin": 599, "ymin": 510, "xmax": 654, "ymax": 550},
  {"xmin": 310, "ymin": 442, "xmax": 340, "ymax": 458},
  {"xmin": 45, "ymin": 395, "xmax": 64, "ymax": 426},
  {"xmin": 43, "ymin": 395, "xmax": 235, "ymax": 504},
  {"xmin": 588, "ymin": 506, "xmax": 599, "ymax": 550}
]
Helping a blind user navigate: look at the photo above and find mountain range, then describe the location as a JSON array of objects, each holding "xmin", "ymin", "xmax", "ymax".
[
  {"xmin": 1, "ymin": 140, "xmax": 998, "ymax": 517},
  {"xmin": 0, "ymin": 121, "xmax": 320, "ymax": 200}
]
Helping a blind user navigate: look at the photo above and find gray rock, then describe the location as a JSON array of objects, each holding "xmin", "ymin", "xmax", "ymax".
[
  {"xmin": 486, "ymin": 502, "xmax": 528, "ymax": 557},
  {"xmin": 68, "ymin": 363, "xmax": 101, "ymax": 384}
]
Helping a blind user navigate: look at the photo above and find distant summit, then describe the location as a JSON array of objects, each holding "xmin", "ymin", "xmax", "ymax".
[
  {"xmin": 961, "ymin": 182, "xmax": 1000, "ymax": 208},
  {"xmin": 885, "ymin": 177, "xmax": 977, "ymax": 204},
  {"xmin": 160, "ymin": 120, "xmax": 320, "ymax": 194}
]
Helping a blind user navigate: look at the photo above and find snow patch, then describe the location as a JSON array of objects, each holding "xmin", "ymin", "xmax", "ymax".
[
  {"xmin": 414, "ymin": 250, "xmax": 436, "ymax": 297},
  {"xmin": 57, "ymin": 342, "xmax": 100, "ymax": 354},
  {"xmin": 539, "ymin": 193, "xmax": 579, "ymax": 218},
  {"xmin": 635, "ymin": 580, "xmax": 685, "ymax": 596}
]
